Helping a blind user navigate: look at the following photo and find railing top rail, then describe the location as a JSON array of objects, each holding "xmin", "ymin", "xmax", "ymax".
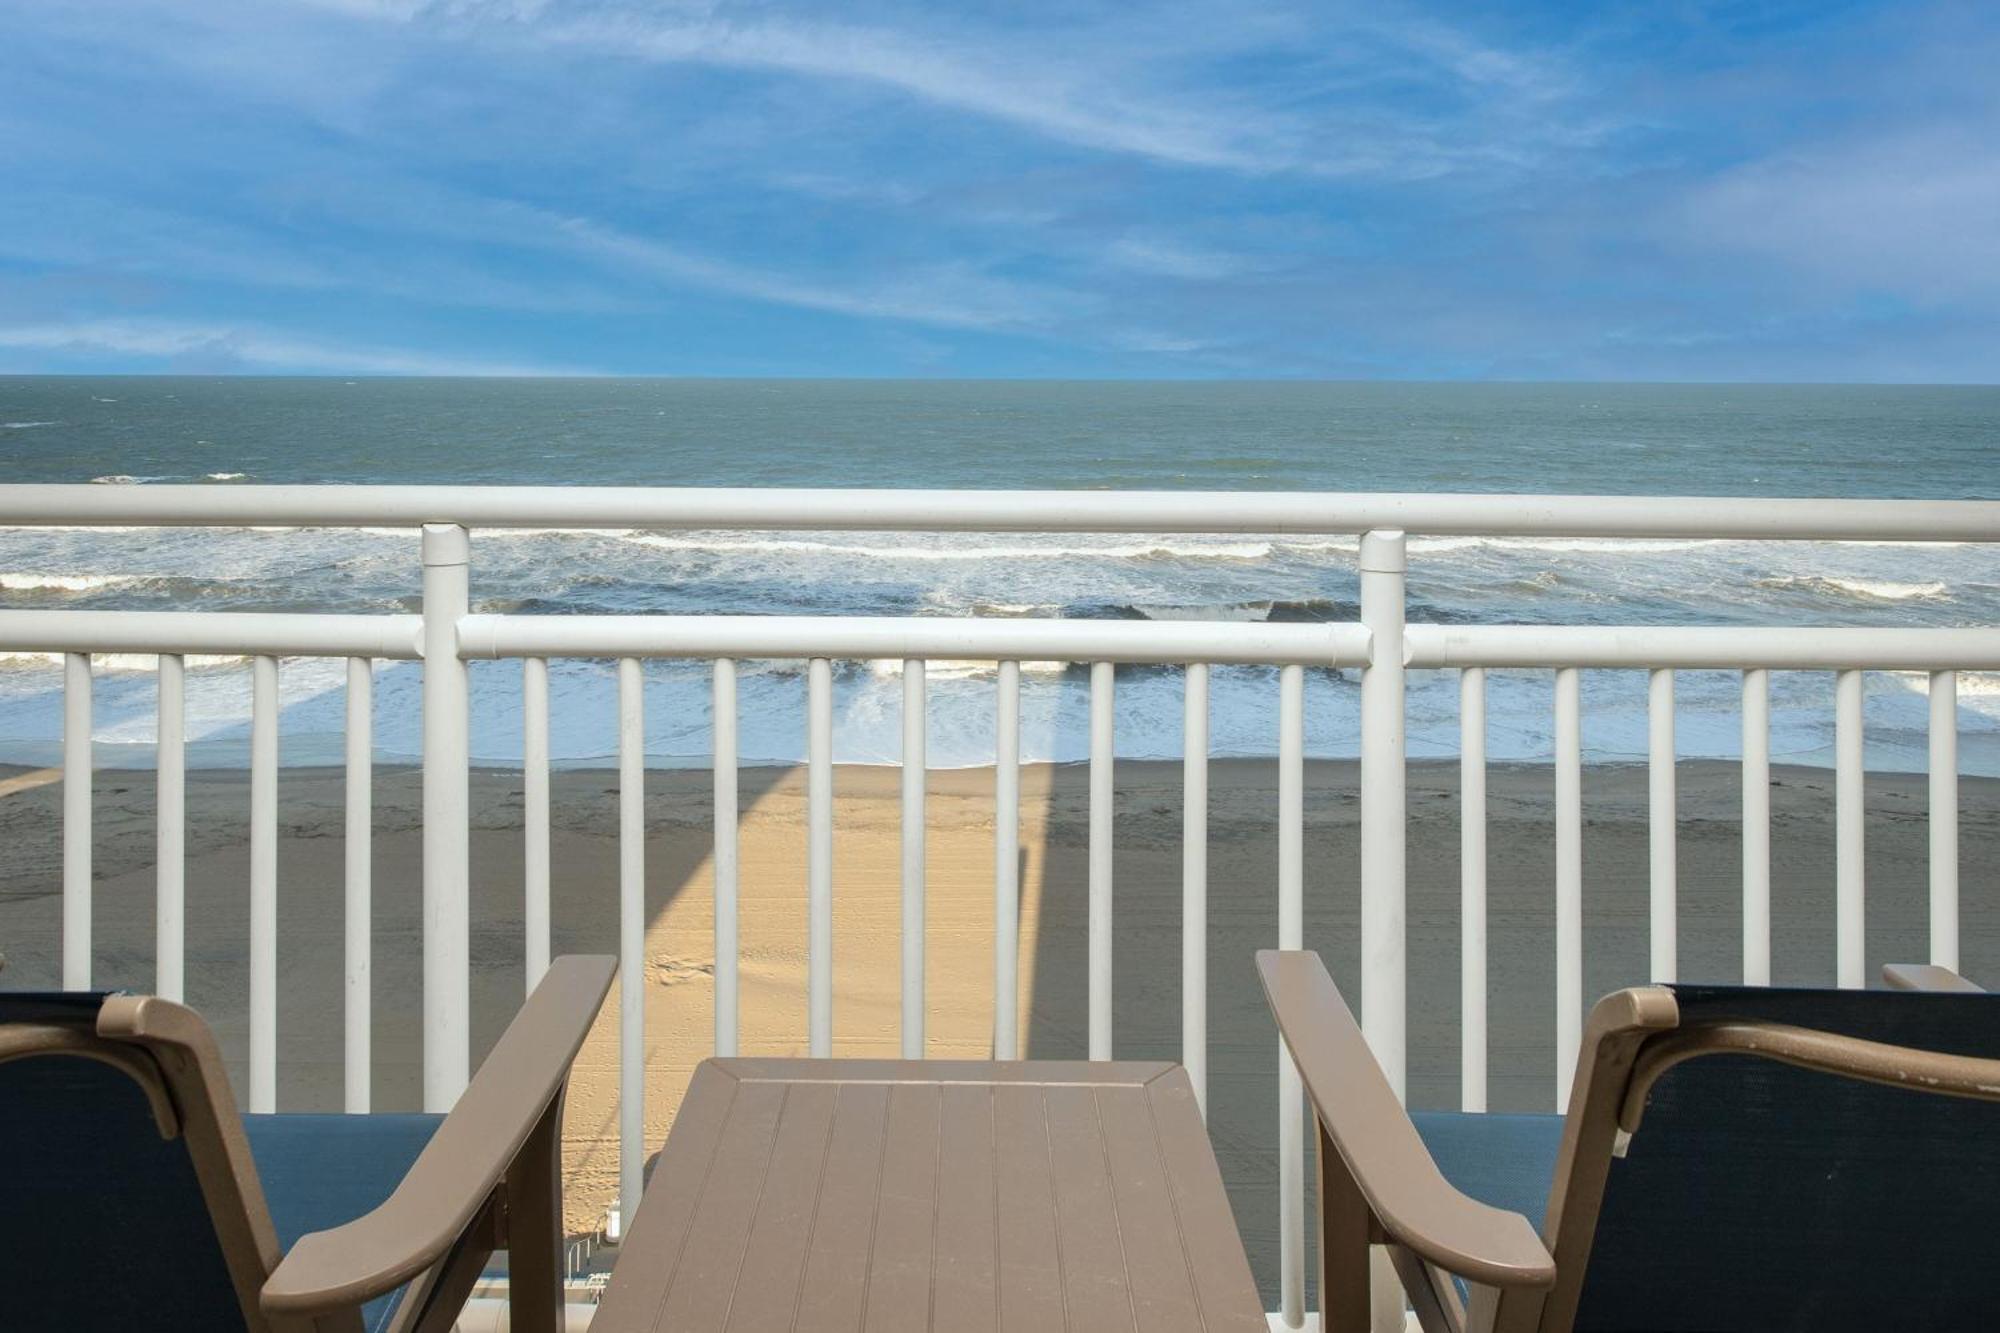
[{"xmin": 0, "ymin": 485, "xmax": 1995, "ymax": 541}]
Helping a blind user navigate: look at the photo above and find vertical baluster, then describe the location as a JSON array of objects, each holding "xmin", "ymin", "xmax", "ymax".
[
  {"xmin": 1088, "ymin": 661, "xmax": 1114, "ymax": 1061},
  {"xmin": 714, "ymin": 659, "xmax": 740, "ymax": 1057},
  {"xmin": 1835, "ymin": 669, "xmax": 1865, "ymax": 988},
  {"xmin": 156, "ymin": 653, "xmax": 185, "ymax": 1002},
  {"xmin": 1183, "ymin": 662, "xmax": 1209, "ymax": 1118},
  {"xmin": 523, "ymin": 657, "xmax": 550, "ymax": 996},
  {"xmin": 900, "ymin": 658, "xmax": 925, "ymax": 1058},
  {"xmin": 617, "ymin": 657, "xmax": 645, "ymax": 1219},
  {"xmin": 250, "ymin": 654, "xmax": 279, "ymax": 1113},
  {"xmin": 807, "ymin": 657, "xmax": 833, "ymax": 1057},
  {"xmin": 1648, "ymin": 668, "xmax": 1677, "ymax": 983},
  {"xmin": 344, "ymin": 657, "xmax": 372, "ymax": 1113},
  {"xmin": 1277, "ymin": 662, "xmax": 1306, "ymax": 1329},
  {"xmin": 1742, "ymin": 669, "xmax": 1771, "ymax": 984},
  {"xmin": 994, "ymin": 660, "xmax": 1021, "ymax": 1060},
  {"xmin": 1460, "ymin": 666, "xmax": 1487, "ymax": 1113},
  {"xmin": 1930, "ymin": 670, "xmax": 1959, "ymax": 971},
  {"xmin": 63, "ymin": 652, "xmax": 91, "ymax": 989},
  {"xmin": 1554, "ymin": 666, "xmax": 1582, "ymax": 1110}
]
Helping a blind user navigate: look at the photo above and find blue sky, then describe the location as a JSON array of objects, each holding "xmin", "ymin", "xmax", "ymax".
[{"xmin": 1, "ymin": 0, "xmax": 1995, "ymax": 380}]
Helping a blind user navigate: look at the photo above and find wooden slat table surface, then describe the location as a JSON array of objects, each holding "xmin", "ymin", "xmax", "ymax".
[{"xmin": 590, "ymin": 1059, "xmax": 1268, "ymax": 1333}]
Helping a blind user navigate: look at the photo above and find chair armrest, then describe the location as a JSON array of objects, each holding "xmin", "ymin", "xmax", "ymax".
[
  {"xmin": 261, "ymin": 955, "xmax": 616, "ymax": 1317},
  {"xmin": 1882, "ymin": 963, "xmax": 1983, "ymax": 992},
  {"xmin": 1256, "ymin": 950, "xmax": 1556, "ymax": 1289}
]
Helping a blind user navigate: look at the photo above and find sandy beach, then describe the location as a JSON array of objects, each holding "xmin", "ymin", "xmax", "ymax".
[{"xmin": 2, "ymin": 756, "xmax": 1994, "ymax": 1297}]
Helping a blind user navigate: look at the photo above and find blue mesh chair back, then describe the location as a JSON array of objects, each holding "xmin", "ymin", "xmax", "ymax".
[
  {"xmin": 1575, "ymin": 984, "xmax": 2000, "ymax": 1332},
  {"xmin": 0, "ymin": 991, "xmax": 249, "ymax": 1332}
]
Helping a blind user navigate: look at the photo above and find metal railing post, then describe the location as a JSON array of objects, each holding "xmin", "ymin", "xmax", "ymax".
[
  {"xmin": 421, "ymin": 523, "xmax": 471, "ymax": 1111},
  {"xmin": 1359, "ymin": 529, "xmax": 1409, "ymax": 1333},
  {"xmin": 1358, "ymin": 530, "xmax": 1408, "ymax": 1099}
]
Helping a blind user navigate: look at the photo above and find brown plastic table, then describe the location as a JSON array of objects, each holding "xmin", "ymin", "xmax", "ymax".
[{"xmin": 589, "ymin": 1058, "xmax": 1269, "ymax": 1332}]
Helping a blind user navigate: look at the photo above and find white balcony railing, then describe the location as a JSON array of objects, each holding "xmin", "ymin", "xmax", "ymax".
[{"xmin": 2, "ymin": 483, "xmax": 1996, "ymax": 1327}]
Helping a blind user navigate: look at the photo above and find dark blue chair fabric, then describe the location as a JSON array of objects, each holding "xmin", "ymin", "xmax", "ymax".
[
  {"xmin": 1411, "ymin": 1110, "xmax": 1563, "ymax": 1228},
  {"xmin": 0, "ymin": 1035, "xmax": 246, "ymax": 1331},
  {"xmin": 1576, "ymin": 985, "xmax": 2000, "ymax": 1333},
  {"xmin": 244, "ymin": 1113, "xmax": 444, "ymax": 1333},
  {"xmin": 0, "ymin": 992, "xmax": 446, "ymax": 1333}
]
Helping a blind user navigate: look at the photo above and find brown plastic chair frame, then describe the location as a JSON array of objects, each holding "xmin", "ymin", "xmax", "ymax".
[
  {"xmin": 0, "ymin": 954, "xmax": 614, "ymax": 1333},
  {"xmin": 1256, "ymin": 949, "xmax": 2000, "ymax": 1333}
]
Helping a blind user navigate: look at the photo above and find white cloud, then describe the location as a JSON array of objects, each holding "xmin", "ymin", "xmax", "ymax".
[
  {"xmin": 1677, "ymin": 126, "xmax": 2000, "ymax": 300},
  {"xmin": 0, "ymin": 319, "xmax": 581, "ymax": 375}
]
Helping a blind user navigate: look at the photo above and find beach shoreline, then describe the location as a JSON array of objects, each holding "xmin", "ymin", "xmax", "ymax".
[{"xmin": 3, "ymin": 756, "xmax": 1994, "ymax": 1298}]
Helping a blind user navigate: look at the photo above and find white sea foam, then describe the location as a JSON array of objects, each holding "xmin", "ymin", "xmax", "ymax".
[
  {"xmin": 204, "ymin": 472, "xmax": 249, "ymax": 481},
  {"xmin": 0, "ymin": 572, "xmax": 136, "ymax": 592},
  {"xmin": 3, "ymin": 420, "xmax": 58, "ymax": 429},
  {"xmin": 1758, "ymin": 574, "xmax": 1949, "ymax": 602}
]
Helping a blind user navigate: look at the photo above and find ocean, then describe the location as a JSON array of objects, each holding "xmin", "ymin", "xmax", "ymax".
[{"xmin": 2, "ymin": 377, "xmax": 1998, "ymax": 773}]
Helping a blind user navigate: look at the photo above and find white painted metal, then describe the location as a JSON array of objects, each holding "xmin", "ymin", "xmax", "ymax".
[
  {"xmin": 9, "ymin": 483, "xmax": 1995, "ymax": 542},
  {"xmin": 1931, "ymin": 670, "xmax": 1959, "ymax": 971},
  {"xmin": 1648, "ymin": 669, "xmax": 1677, "ymax": 983},
  {"xmin": 1836, "ymin": 669, "xmax": 1866, "ymax": 988},
  {"xmin": 900, "ymin": 659, "xmax": 925, "ymax": 1059},
  {"xmin": 0, "ymin": 609, "xmax": 421, "ymax": 657},
  {"xmin": 1742, "ymin": 669, "xmax": 1772, "ymax": 985},
  {"xmin": 1359, "ymin": 531, "xmax": 1407, "ymax": 1100},
  {"xmin": 63, "ymin": 652, "xmax": 90, "ymax": 989},
  {"xmin": 156, "ymin": 653, "xmax": 185, "ymax": 1003},
  {"xmin": 1407, "ymin": 623, "xmax": 2000, "ymax": 671},
  {"xmin": 1089, "ymin": 662, "xmax": 1114, "ymax": 1062},
  {"xmin": 1554, "ymin": 666, "xmax": 1582, "ymax": 1111},
  {"xmin": 420, "ymin": 523, "xmax": 471, "ymax": 1111},
  {"xmin": 250, "ymin": 654, "xmax": 279, "ymax": 1114},
  {"xmin": 994, "ymin": 660, "xmax": 1021, "ymax": 1060},
  {"xmin": 714, "ymin": 659, "xmax": 740, "ymax": 1057},
  {"xmin": 1460, "ymin": 667, "xmax": 1487, "ymax": 1113},
  {"xmin": 1277, "ymin": 663, "xmax": 1306, "ymax": 1328},
  {"xmin": 462, "ymin": 613, "xmax": 1367, "ymax": 667},
  {"xmin": 1278, "ymin": 665, "xmax": 1304, "ymax": 939},
  {"xmin": 344, "ymin": 657, "xmax": 372, "ymax": 1114},
  {"xmin": 523, "ymin": 657, "xmax": 551, "ymax": 997},
  {"xmin": 807, "ymin": 657, "xmax": 834, "ymax": 1057},
  {"xmin": 1184, "ymin": 662, "xmax": 1210, "ymax": 1118},
  {"xmin": 617, "ymin": 656, "xmax": 645, "ymax": 1218}
]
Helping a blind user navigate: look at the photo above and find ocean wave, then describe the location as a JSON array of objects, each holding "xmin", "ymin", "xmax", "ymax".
[
  {"xmin": 204, "ymin": 472, "xmax": 249, "ymax": 481},
  {"xmin": 0, "ymin": 572, "xmax": 139, "ymax": 592},
  {"xmin": 1757, "ymin": 574, "xmax": 1949, "ymax": 602},
  {"xmin": 2, "ymin": 420, "xmax": 57, "ymax": 430},
  {"xmin": 89, "ymin": 474, "xmax": 177, "ymax": 485}
]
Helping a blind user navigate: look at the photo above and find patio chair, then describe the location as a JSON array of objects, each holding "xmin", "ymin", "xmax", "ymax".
[
  {"xmin": 0, "ymin": 953, "xmax": 614, "ymax": 1333},
  {"xmin": 1258, "ymin": 949, "xmax": 2000, "ymax": 1333}
]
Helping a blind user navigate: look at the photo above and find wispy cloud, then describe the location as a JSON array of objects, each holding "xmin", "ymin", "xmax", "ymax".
[{"xmin": 3, "ymin": 0, "xmax": 1994, "ymax": 379}]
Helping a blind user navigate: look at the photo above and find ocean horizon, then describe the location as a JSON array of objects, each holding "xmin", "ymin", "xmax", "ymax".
[{"xmin": 3, "ymin": 376, "xmax": 1997, "ymax": 774}]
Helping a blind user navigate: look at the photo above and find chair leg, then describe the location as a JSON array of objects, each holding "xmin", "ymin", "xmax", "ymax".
[
  {"xmin": 1318, "ymin": 1118, "xmax": 1374, "ymax": 1333},
  {"xmin": 504, "ymin": 1092, "xmax": 566, "ymax": 1333}
]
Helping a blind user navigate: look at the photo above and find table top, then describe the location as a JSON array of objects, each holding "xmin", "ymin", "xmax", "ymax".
[{"xmin": 589, "ymin": 1058, "xmax": 1268, "ymax": 1333}]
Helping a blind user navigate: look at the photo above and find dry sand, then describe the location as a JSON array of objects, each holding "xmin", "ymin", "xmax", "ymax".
[{"xmin": 2, "ymin": 757, "xmax": 1995, "ymax": 1298}]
